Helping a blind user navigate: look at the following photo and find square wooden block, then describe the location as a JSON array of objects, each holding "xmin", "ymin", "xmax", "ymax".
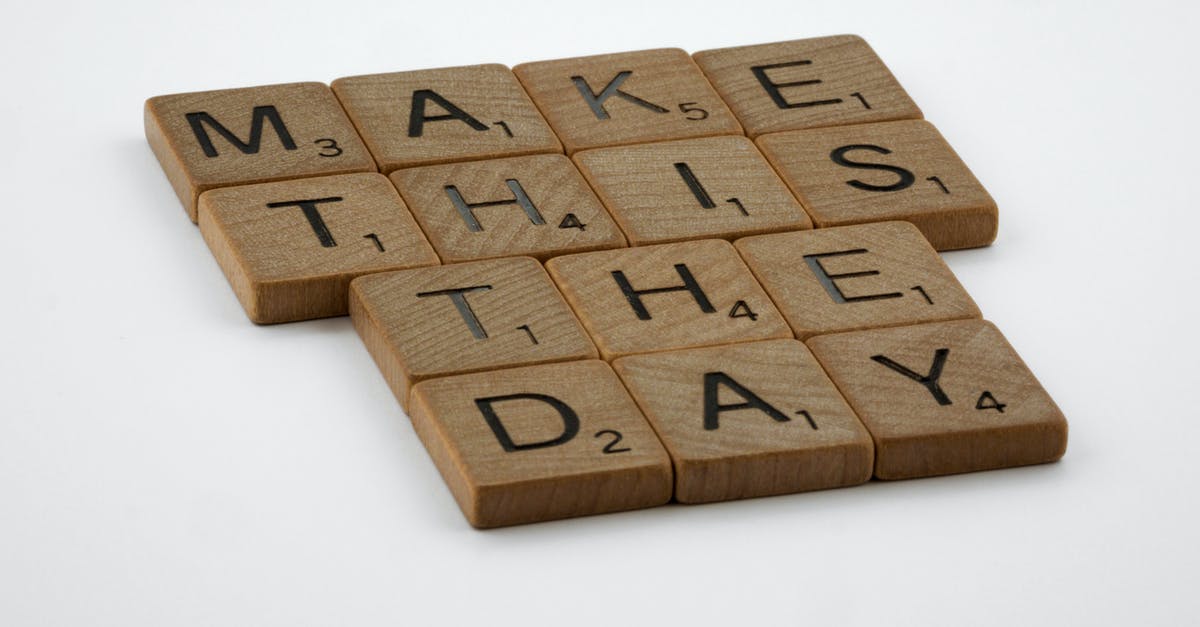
[
  {"xmin": 694, "ymin": 35, "xmax": 923, "ymax": 137},
  {"xmin": 513, "ymin": 48, "xmax": 743, "ymax": 154},
  {"xmin": 807, "ymin": 319, "xmax": 1068, "ymax": 480},
  {"xmin": 735, "ymin": 221, "xmax": 980, "ymax": 339},
  {"xmin": 409, "ymin": 360, "xmax": 673, "ymax": 528},
  {"xmin": 350, "ymin": 257, "xmax": 596, "ymax": 410},
  {"xmin": 145, "ymin": 82, "xmax": 377, "ymax": 222},
  {"xmin": 756, "ymin": 119, "xmax": 997, "ymax": 250},
  {"xmin": 389, "ymin": 154, "xmax": 626, "ymax": 262},
  {"xmin": 331, "ymin": 64, "xmax": 561, "ymax": 173},
  {"xmin": 199, "ymin": 173, "xmax": 439, "ymax": 324},
  {"xmin": 545, "ymin": 239, "xmax": 791, "ymax": 360},
  {"xmin": 613, "ymin": 340, "xmax": 873, "ymax": 503},
  {"xmin": 572, "ymin": 136, "xmax": 811, "ymax": 246}
]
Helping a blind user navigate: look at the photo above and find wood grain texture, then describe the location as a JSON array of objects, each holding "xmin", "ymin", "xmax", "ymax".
[
  {"xmin": 145, "ymin": 82, "xmax": 376, "ymax": 222},
  {"xmin": 199, "ymin": 173, "xmax": 439, "ymax": 324},
  {"xmin": 572, "ymin": 135, "xmax": 811, "ymax": 246},
  {"xmin": 612, "ymin": 339, "xmax": 872, "ymax": 503},
  {"xmin": 735, "ymin": 221, "xmax": 980, "ymax": 339},
  {"xmin": 544, "ymin": 239, "xmax": 791, "ymax": 360},
  {"xmin": 349, "ymin": 257, "xmax": 596, "ymax": 411},
  {"xmin": 409, "ymin": 360, "xmax": 673, "ymax": 528},
  {"xmin": 693, "ymin": 35, "xmax": 922, "ymax": 137},
  {"xmin": 756, "ymin": 119, "xmax": 997, "ymax": 250},
  {"xmin": 513, "ymin": 48, "xmax": 743, "ymax": 154},
  {"xmin": 806, "ymin": 319, "xmax": 1068, "ymax": 480},
  {"xmin": 389, "ymin": 153, "xmax": 626, "ymax": 262},
  {"xmin": 331, "ymin": 64, "xmax": 561, "ymax": 173}
]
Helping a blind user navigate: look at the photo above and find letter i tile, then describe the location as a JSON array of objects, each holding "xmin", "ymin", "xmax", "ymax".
[{"xmin": 409, "ymin": 360, "xmax": 673, "ymax": 528}]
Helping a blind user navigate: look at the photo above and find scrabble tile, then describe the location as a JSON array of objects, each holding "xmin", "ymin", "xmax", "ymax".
[
  {"xmin": 350, "ymin": 257, "xmax": 596, "ymax": 410},
  {"xmin": 572, "ymin": 136, "xmax": 811, "ymax": 246},
  {"xmin": 145, "ymin": 82, "xmax": 377, "ymax": 222},
  {"xmin": 409, "ymin": 360, "xmax": 673, "ymax": 528},
  {"xmin": 513, "ymin": 48, "xmax": 743, "ymax": 154},
  {"xmin": 756, "ymin": 119, "xmax": 997, "ymax": 250},
  {"xmin": 331, "ymin": 64, "xmax": 561, "ymax": 173},
  {"xmin": 545, "ymin": 239, "xmax": 791, "ymax": 360},
  {"xmin": 694, "ymin": 35, "xmax": 923, "ymax": 137},
  {"xmin": 735, "ymin": 221, "xmax": 980, "ymax": 339},
  {"xmin": 389, "ymin": 154, "xmax": 626, "ymax": 263},
  {"xmin": 199, "ymin": 173, "xmax": 439, "ymax": 324},
  {"xmin": 806, "ymin": 319, "xmax": 1068, "ymax": 480},
  {"xmin": 612, "ymin": 340, "xmax": 872, "ymax": 503}
]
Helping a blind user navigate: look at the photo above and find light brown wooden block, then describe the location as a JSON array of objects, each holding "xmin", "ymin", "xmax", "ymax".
[
  {"xmin": 806, "ymin": 319, "xmax": 1068, "ymax": 480},
  {"xmin": 513, "ymin": 49, "xmax": 743, "ymax": 154},
  {"xmin": 145, "ymin": 82, "xmax": 377, "ymax": 222},
  {"xmin": 409, "ymin": 360, "xmax": 673, "ymax": 528},
  {"xmin": 331, "ymin": 64, "xmax": 561, "ymax": 173},
  {"xmin": 389, "ymin": 154, "xmax": 626, "ymax": 262},
  {"xmin": 350, "ymin": 257, "xmax": 596, "ymax": 411},
  {"xmin": 572, "ymin": 136, "xmax": 811, "ymax": 246},
  {"xmin": 756, "ymin": 119, "xmax": 997, "ymax": 250},
  {"xmin": 735, "ymin": 221, "xmax": 980, "ymax": 339},
  {"xmin": 199, "ymin": 173, "xmax": 439, "ymax": 324},
  {"xmin": 612, "ymin": 339, "xmax": 872, "ymax": 503},
  {"xmin": 544, "ymin": 239, "xmax": 791, "ymax": 360},
  {"xmin": 693, "ymin": 35, "xmax": 923, "ymax": 137}
]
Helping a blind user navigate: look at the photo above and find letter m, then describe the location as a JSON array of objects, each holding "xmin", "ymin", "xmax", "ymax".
[{"xmin": 185, "ymin": 105, "xmax": 297, "ymax": 157}]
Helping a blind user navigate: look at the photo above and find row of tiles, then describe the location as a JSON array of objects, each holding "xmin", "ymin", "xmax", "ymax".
[
  {"xmin": 147, "ymin": 36, "xmax": 978, "ymax": 229},
  {"xmin": 201, "ymin": 125, "xmax": 995, "ymax": 325},
  {"xmin": 343, "ymin": 223, "xmax": 980, "ymax": 412},
  {"xmin": 405, "ymin": 321, "xmax": 1068, "ymax": 528}
]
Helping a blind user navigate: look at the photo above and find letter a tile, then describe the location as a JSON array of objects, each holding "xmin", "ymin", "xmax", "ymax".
[
  {"xmin": 145, "ymin": 82, "xmax": 377, "ymax": 222},
  {"xmin": 693, "ymin": 35, "xmax": 922, "ymax": 137},
  {"xmin": 350, "ymin": 257, "xmax": 597, "ymax": 410},
  {"xmin": 545, "ymin": 239, "xmax": 791, "ymax": 360},
  {"xmin": 409, "ymin": 360, "xmax": 673, "ymax": 528},
  {"xmin": 332, "ymin": 64, "xmax": 562, "ymax": 172},
  {"xmin": 757, "ymin": 119, "xmax": 997, "ymax": 250},
  {"xmin": 735, "ymin": 222, "xmax": 980, "ymax": 339},
  {"xmin": 806, "ymin": 319, "xmax": 1068, "ymax": 480},
  {"xmin": 514, "ymin": 49, "xmax": 743, "ymax": 154},
  {"xmin": 613, "ymin": 340, "xmax": 873, "ymax": 503}
]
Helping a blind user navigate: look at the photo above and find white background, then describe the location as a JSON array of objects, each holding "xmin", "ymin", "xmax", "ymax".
[{"xmin": 2, "ymin": 1, "xmax": 1197, "ymax": 625}]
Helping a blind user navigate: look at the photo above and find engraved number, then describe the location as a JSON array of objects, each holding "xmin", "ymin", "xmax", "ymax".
[
  {"xmin": 796, "ymin": 410, "xmax": 818, "ymax": 430},
  {"xmin": 493, "ymin": 121, "xmax": 513, "ymax": 137},
  {"xmin": 850, "ymin": 92, "xmax": 871, "ymax": 109},
  {"xmin": 678, "ymin": 102, "xmax": 709, "ymax": 120},
  {"xmin": 363, "ymin": 233, "xmax": 385, "ymax": 252},
  {"xmin": 594, "ymin": 429, "xmax": 631, "ymax": 454},
  {"xmin": 314, "ymin": 138, "xmax": 343, "ymax": 157},
  {"xmin": 728, "ymin": 300, "xmax": 758, "ymax": 321},
  {"xmin": 927, "ymin": 176, "xmax": 950, "ymax": 194},
  {"xmin": 911, "ymin": 285, "xmax": 933, "ymax": 305},
  {"xmin": 976, "ymin": 391, "xmax": 1006, "ymax": 413},
  {"xmin": 516, "ymin": 324, "xmax": 538, "ymax": 345},
  {"xmin": 725, "ymin": 198, "xmax": 749, "ymax": 216},
  {"xmin": 558, "ymin": 213, "xmax": 587, "ymax": 231}
]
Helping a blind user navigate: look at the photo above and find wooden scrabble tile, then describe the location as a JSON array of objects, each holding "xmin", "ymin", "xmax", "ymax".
[
  {"xmin": 331, "ymin": 64, "xmax": 561, "ymax": 173},
  {"xmin": 693, "ymin": 35, "xmax": 923, "ymax": 137},
  {"xmin": 146, "ymin": 82, "xmax": 377, "ymax": 222},
  {"xmin": 735, "ymin": 221, "xmax": 980, "ymax": 339},
  {"xmin": 572, "ymin": 136, "xmax": 811, "ymax": 246},
  {"xmin": 409, "ymin": 360, "xmax": 673, "ymax": 528},
  {"xmin": 806, "ymin": 319, "xmax": 1068, "ymax": 480},
  {"xmin": 513, "ymin": 49, "xmax": 743, "ymax": 154},
  {"xmin": 199, "ymin": 173, "xmax": 439, "ymax": 324},
  {"xmin": 756, "ymin": 119, "xmax": 997, "ymax": 250},
  {"xmin": 350, "ymin": 257, "xmax": 597, "ymax": 411},
  {"xmin": 544, "ymin": 239, "xmax": 791, "ymax": 360},
  {"xmin": 612, "ymin": 339, "xmax": 872, "ymax": 503},
  {"xmin": 389, "ymin": 154, "xmax": 626, "ymax": 263}
]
